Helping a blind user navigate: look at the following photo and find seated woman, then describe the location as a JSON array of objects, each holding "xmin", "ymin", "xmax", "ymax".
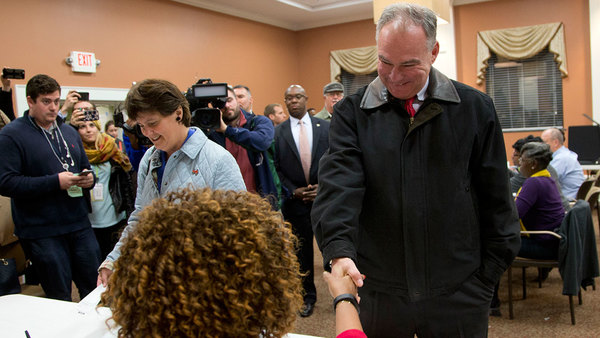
[
  {"xmin": 491, "ymin": 142, "xmax": 565, "ymax": 316},
  {"xmin": 77, "ymin": 109, "xmax": 135, "ymax": 260},
  {"xmin": 516, "ymin": 142, "xmax": 565, "ymax": 260},
  {"xmin": 509, "ymin": 135, "xmax": 570, "ymax": 211},
  {"xmin": 100, "ymin": 188, "xmax": 302, "ymax": 337},
  {"xmin": 98, "ymin": 79, "xmax": 246, "ymax": 285}
]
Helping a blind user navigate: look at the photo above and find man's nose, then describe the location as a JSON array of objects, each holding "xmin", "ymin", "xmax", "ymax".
[
  {"xmin": 389, "ymin": 67, "xmax": 404, "ymax": 82},
  {"xmin": 49, "ymin": 102, "xmax": 59, "ymax": 112}
]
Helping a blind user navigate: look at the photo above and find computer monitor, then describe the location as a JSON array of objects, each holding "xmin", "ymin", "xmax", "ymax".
[{"xmin": 568, "ymin": 125, "xmax": 600, "ymax": 164}]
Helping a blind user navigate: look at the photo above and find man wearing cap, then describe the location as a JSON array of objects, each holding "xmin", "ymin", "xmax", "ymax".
[{"xmin": 314, "ymin": 82, "xmax": 344, "ymax": 121}]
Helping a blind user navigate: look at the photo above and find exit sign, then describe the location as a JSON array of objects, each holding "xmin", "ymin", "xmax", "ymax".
[{"xmin": 70, "ymin": 51, "xmax": 97, "ymax": 73}]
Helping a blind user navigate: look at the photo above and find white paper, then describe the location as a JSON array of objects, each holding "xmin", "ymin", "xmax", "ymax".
[{"xmin": 76, "ymin": 284, "xmax": 106, "ymax": 315}]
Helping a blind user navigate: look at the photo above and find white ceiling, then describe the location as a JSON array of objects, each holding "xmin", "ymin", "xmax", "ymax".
[{"xmin": 171, "ymin": 0, "xmax": 492, "ymax": 31}]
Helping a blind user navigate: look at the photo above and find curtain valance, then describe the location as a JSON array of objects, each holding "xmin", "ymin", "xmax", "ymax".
[
  {"xmin": 477, "ymin": 22, "xmax": 567, "ymax": 85},
  {"xmin": 330, "ymin": 46, "xmax": 378, "ymax": 81}
]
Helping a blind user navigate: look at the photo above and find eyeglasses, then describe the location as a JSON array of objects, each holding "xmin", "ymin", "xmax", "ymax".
[
  {"xmin": 284, "ymin": 94, "xmax": 306, "ymax": 102},
  {"xmin": 518, "ymin": 157, "xmax": 530, "ymax": 165}
]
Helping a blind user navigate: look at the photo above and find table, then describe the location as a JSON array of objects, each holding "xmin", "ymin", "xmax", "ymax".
[
  {"xmin": 580, "ymin": 164, "xmax": 600, "ymax": 171},
  {"xmin": 0, "ymin": 294, "xmax": 321, "ymax": 338},
  {"xmin": 0, "ymin": 294, "xmax": 115, "ymax": 338}
]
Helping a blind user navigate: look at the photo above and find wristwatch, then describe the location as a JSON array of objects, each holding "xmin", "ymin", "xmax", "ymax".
[{"xmin": 333, "ymin": 293, "xmax": 359, "ymax": 314}]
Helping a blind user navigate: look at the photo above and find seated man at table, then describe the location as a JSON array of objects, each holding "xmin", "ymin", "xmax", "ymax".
[
  {"xmin": 541, "ymin": 128, "xmax": 585, "ymax": 199},
  {"xmin": 101, "ymin": 188, "xmax": 302, "ymax": 337}
]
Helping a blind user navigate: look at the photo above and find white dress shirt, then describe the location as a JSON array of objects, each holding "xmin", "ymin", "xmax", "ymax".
[{"xmin": 289, "ymin": 112, "xmax": 313, "ymax": 153}]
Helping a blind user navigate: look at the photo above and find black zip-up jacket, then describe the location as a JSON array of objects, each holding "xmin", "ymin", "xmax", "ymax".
[
  {"xmin": 108, "ymin": 160, "xmax": 135, "ymax": 217},
  {"xmin": 312, "ymin": 68, "xmax": 521, "ymax": 302}
]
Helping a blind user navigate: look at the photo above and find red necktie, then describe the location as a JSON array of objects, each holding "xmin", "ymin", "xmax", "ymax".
[{"xmin": 404, "ymin": 96, "xmax": 416, "ymax": 118}]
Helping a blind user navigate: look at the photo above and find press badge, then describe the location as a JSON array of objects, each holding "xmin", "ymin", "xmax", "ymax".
[
  {"xmin": 91, "ymin": 183, "xmax": 104, "ymax": 201},
  {"xmin": 67, "ymin": 185, "xmax": 83, "ymax": 197}
]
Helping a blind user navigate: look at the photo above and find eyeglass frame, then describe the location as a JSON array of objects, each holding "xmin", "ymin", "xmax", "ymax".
[{"xmin": 284, "ymin": 94, "xmax": 306, "ymax": 102}]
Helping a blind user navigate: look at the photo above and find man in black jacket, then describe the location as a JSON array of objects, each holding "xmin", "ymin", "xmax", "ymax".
[{"xmin": 312, "ymin": 3, "xmax": 520, "ymax": 336}]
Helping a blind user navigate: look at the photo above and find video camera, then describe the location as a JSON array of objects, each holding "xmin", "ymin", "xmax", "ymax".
[
  {"xmin": 185, "ymin": 78, "xmax": 228, "ymax": 130},
  {"xmin": 113, "ymin": 103, "xmax": 152, "ymax": 147}
]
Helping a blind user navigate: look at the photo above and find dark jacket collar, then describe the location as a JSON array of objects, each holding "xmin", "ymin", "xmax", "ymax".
[{"xmin": 360, "ymin": 67, "xmax": 461, "ymax": 109}]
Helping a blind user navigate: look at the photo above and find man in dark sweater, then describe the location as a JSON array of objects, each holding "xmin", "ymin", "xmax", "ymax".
[{"xmin": 0, "ymin": 74, "xmax": 101, "ymax": 301}]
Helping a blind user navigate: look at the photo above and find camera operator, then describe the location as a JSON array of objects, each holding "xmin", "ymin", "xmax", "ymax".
[{"xmin": 207, "ymin": 86, "xmax": 282, "ymax": 209}]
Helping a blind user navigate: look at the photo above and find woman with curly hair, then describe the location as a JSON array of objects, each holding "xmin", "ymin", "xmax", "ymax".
[{"xmin": 101, "ymin": 188, "xmax": 303, "ymax": 337}]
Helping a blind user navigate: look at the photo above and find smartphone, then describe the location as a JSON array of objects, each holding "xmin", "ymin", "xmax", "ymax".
[
  {"xmin": 82, "ymin": 109, "xmax": 99, "ymax": 121},
  {"xmin": 78, "ymin": 92, "xmax": 89, "ymax": 101},
  {"xmin": 78, "ymin": 169, "xmax": 93, "ymax": 176},
  {"xmin": 2, "ymin": 68, "xmax": 25, "ymax": 79}
]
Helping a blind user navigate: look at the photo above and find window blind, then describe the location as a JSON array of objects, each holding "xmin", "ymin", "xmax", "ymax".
[{"xmin": 486, "ymin": 48, "xmax": 563, "ymax": 131}]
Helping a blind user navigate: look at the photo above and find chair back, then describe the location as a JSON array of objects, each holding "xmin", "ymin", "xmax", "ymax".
[
  {"xmin": 585, "ymin": 187, "xmax": 600, "ymax": 234},
  {"xmin": 557, "ymin": 200, "xmax": 599, "ymax": 295},
  {"xmin": 594, "ymin": 174, "xmax": 600, "ymax": 187},
  {"xmin": 576, "ymin": 179, "xmax": 595, "ymax": 200}
]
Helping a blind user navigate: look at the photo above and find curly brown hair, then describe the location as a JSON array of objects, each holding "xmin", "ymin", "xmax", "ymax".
[{"xmin": 100, "ymin": 188, "xmax": 303, "ymax": 337}]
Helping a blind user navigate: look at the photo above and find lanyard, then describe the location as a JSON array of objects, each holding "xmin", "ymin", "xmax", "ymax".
[{"xmin": 40, "ymin": 121, "xmax": 75, "ymax": 171}]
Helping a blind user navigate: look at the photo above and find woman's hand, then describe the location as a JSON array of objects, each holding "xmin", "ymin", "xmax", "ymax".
[
  {"xmin": 70, "ymin": 109, "xmax": 85, "ymax": 128},
  {"xmin": 97, "ymin": 267, "xmax": 113, "ymax": 287},
  {"xmin": 323, "ymin": 271, "xmax": 359, "ymax": 299}
]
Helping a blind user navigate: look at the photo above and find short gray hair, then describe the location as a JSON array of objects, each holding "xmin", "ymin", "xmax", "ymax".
[
  {"xmin": 233, "ymin": 85, "xmax": 252, "ymax": 98},
  {"xmin": 521, "ymin": 142, "xmax": 553, "ymax": 168},
  {"xmin": 376, "ymin": 3, "xmax": 437, "ymax": 50}
]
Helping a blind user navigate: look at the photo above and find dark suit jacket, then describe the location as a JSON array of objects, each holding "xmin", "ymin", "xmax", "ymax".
[{"xmin": 275, "ymin": 116, "xmax": 329, "ymax": 217}]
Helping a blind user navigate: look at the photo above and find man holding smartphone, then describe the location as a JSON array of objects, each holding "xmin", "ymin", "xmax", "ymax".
[
  {"xmin": 0, "ymin": 74, "xmax": 101, "ymax": 301},
  {"xmin": 1, "ymin": 68, "xmax": 17, "ymax": 121}
]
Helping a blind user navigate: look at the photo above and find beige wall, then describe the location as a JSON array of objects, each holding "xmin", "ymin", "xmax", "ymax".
[
  {"xmin": 296, "ymin": 19, "xmax": 376, "ymax": 110},
  {"xmin": 454, "ymin": 0, "xmax": 591, "ymax": 158},
  {"xmin": 1, "ymin": 0, "xmax": 299, "ymax": 116}
]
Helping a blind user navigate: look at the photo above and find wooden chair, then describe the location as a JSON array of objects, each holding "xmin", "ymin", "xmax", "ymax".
[
  {"xmin": 576, "ymin": 178, "xmax": 595, "ymax": 200},
  {"xmin": 594, "ymin": 173, "xmax": 600, "ymax": 187},
  {"xmin": 585, "ymin": 187, "xmax": 600, "ymax": 237},
  {"xmin": 507, "ymin": 200, "xmax": 599, "ymax": 325}
]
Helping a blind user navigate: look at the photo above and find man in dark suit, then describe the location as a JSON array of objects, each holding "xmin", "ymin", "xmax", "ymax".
[{"xmin": 275, "ymin": 84, "xmax": 330, "ymax": 317}]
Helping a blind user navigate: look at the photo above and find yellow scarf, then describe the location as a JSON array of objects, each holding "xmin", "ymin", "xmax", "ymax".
[
  {"xmin": 515, "ymin": 169, "xmax": 551, "ymax": 233},
  {"xmin": 84, "ymin": 132, "xmax": 132, "ymax": 172}
]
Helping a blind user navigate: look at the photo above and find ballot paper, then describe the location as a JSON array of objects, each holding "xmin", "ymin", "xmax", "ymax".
[{"xmin": 77, "ymin": 284, "xmax": 107, "ymax": 315}]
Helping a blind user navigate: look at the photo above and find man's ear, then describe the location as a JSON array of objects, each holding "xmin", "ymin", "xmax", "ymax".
[
  {"xmin": 430, "ymin": 41, "xmax": 440, "ymax": 64},
  {"xmin": 26, "ymin": 96, "xmax": 34, "ymax": 108}
]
